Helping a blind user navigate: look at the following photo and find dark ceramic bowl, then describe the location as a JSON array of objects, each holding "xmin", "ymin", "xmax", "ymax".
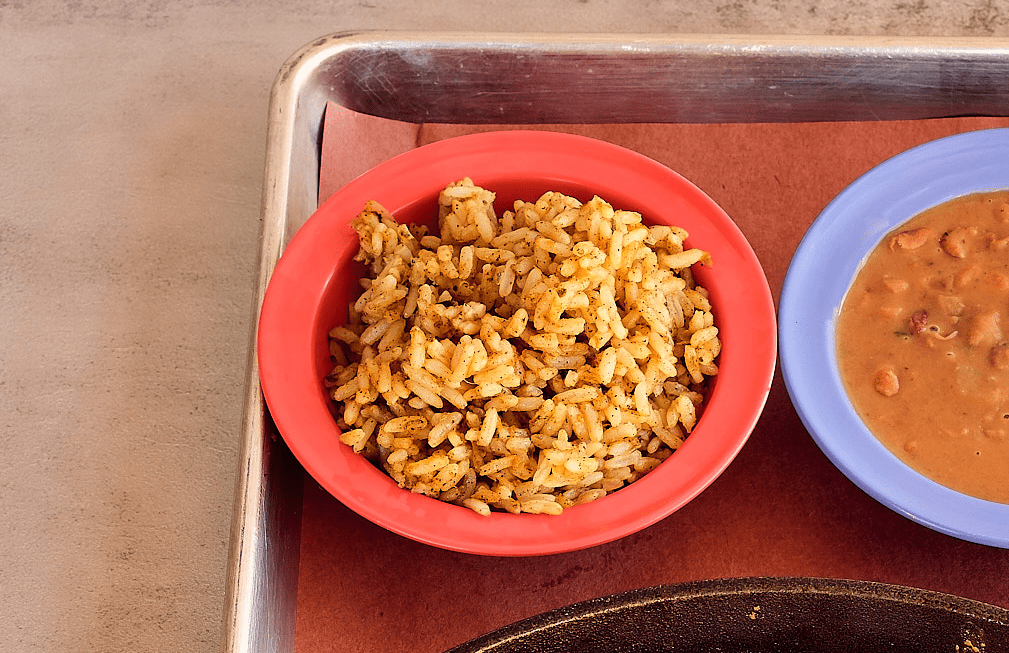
[{"xmin": 446, "ymin": 577, "xmax": 1009, "ymax": 653}]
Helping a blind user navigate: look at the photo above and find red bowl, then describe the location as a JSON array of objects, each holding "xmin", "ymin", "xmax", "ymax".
[{"xmin": 257, "ymin": 130, "xmax": 776, "ymax": 556}]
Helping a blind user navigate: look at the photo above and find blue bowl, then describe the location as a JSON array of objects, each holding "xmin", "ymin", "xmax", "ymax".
[{"xmin": 779, "ymin": 128, "xmax": 1009, "ymax": 549}]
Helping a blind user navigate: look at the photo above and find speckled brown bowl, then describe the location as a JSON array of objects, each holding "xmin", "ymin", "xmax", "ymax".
[{"xmin": 446, "ymin": 577, "xmax": 1009, "ymax": 653}]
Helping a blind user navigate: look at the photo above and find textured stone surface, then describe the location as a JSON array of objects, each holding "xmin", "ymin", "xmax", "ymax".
[{"xmin": 1, "ymin": 2, "xmax": 1006, "ymax": 652}]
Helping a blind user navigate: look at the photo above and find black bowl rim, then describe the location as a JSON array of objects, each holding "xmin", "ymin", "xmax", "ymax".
[{"xmin": 446, "ymin": 576, "xmax": 1009, "ymax": 653}]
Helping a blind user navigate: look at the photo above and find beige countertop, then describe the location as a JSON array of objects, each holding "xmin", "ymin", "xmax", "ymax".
[{"xmin": 3, "ymin": 2, "xmax": 1008, "ymax": 652}]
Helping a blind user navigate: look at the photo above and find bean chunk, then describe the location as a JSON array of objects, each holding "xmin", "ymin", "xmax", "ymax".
[
  {"xmin": 889, "ymin": 228, "xmax": 931, "ymax": 250},
  {"xmin": 937, "ymin": 294, "xmax": 965, "ymax": 316},
  {"xmin": 882, "ymin": 277, "xmax": 909, "ymax": 293},
  {"xmin": 991, "ymin": 343, "xmax": 1009, "ymax": 369},
  {"xmin": 940, "ymin": 227, "xmax": 970, "ymax": 258},
  {"xmin": 908, "ymin": 310, "xmax": 928, "ymax": 334},
  {"xmin": 968, "ymin": 310, "xmax": 1002, "ymax": 347},
  {"xmin": 873, "ymin": 368, "xmax": 900, "ymax": 397}
]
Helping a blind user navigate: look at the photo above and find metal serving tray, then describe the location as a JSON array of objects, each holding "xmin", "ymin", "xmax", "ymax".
[{"xmin": 221, "ymin": 31, "xmax": 1009, "ymax": 653}]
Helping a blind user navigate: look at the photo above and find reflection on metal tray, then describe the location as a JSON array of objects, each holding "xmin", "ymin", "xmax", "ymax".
[
  {"xmin": 221, "ymin": 31, "xmax": 1009, "ymax": 653},
  {"xmin": 446, "ymin": 577, "xmax": 1009, "ymax": 653}
]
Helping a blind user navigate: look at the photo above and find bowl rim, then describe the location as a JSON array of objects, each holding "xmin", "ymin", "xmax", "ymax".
[
  {"xmin": 257, "ymin": 129, "xmax": 777, "ymax": 556},
  {"xmin": 446, "ymin": 576, "xmax": 1009, "ymax": 652},
  {"xmin": 779, "ymin": 127, "xmax": 1009, "ymax": 549}
]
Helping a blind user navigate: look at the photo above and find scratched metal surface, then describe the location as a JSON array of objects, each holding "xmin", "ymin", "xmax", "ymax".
[{"xmin": 221, "ymin": 30, "xmax": 1009, "ymax": 653}]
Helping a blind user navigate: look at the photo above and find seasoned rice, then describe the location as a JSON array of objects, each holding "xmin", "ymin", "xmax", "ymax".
[{"xmin": 324, "ymin": 178, "xmax": 720, "ymax": 515}]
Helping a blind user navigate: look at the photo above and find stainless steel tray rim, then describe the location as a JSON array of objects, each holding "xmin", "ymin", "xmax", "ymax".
[{"xmin": 223, "ymin": 30, "xmax": 1009, "ymax": 653}]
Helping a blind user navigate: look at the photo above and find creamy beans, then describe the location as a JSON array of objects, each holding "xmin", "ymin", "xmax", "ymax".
[{"xmin": 836, "ymin": 191, "xmax": 1009, "ymax": 504}]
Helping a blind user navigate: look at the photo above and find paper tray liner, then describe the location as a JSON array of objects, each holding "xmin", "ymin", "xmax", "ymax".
[{"xmin": 295, "ymin": 106, "xmax": 1009, "ymax": 653}]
